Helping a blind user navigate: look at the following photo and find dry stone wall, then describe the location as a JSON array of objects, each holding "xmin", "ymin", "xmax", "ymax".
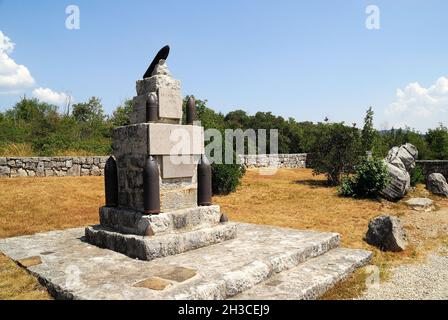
[
  {"xmin": 0, "ymin": 156, "xmax": 109, "ymax": 178},
  {"xmin": 239, "ymin": 154, "xmax": 308, "ymax": 168},
  {"xmin": 417, "ymin": 160, "xmax": 448, "ymax": 179}
]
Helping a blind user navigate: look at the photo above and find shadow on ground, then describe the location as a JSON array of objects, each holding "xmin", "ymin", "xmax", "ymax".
[{"xmin": 293, "ymin": 179, "xmax": 330, "ymax": 188}]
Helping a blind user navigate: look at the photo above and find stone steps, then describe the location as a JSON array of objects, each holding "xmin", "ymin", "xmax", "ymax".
[
  {"xmin": 232, "ymin": 248, "xmax": 372, "ymax": 300},
  {"xmin": 0, "ymin": 223, "xmax": 370, "ymax": 300},
  {"xmin": 169, "ymin": 228, "xmax": 341, "ymax": 299}
]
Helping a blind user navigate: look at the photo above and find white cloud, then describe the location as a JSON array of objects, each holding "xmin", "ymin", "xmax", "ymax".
[
  {"xmin": 32, "ymin": 87, "xmax": 73, "ymax": 106},
  {"xmin": 385, "ymin": 77, "xmax": 448, "ymax": 131},
  {"xmin": 0, "ymin": 30, "xmax": 35, "ymax": 93}
]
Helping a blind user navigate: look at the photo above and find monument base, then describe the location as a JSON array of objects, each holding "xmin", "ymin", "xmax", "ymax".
[
  {"xmin": 85, "ymin": 222, "xmax": 237, "ymax": 261},
  {"xmin": 84, "ymin": 205, "xmax": 237, "ymax": 260}
]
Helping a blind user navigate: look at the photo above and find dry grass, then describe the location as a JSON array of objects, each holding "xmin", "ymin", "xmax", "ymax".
[
  {"xmin": 215, "ymin": 168, "xmax": 448, "ymax": 299},
  {"xmin": 52, "ymin": 149, "xmax": 100, "ymax": 157},
  {"xmin": 0, "ymin": 143, "xmax": 101, "ymax": 157},
  {"xmin": 0, "ymin": 168, "xmax": 447, "ymax": 300},
  {"xmin": 0, "ymin": 253, "xmax": 50, "ymax": 300},
  {"xmin": 0, "ymin": 177, "xmax": 103, "ymax": 239},
  {"xmin": 0, "ymin": 143, "xmax": 35, "ymax": 157}
]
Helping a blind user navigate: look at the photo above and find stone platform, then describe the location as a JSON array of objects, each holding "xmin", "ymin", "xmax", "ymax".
[
  {"xmin": 85, "ymin": 205, "xmax": 236, "ymax": 260},
  {"xmin": 0, "ymin": 223, "xmax": 371, "ymax": 300}
]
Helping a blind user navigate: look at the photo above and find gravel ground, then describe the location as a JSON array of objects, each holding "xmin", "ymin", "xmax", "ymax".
[{"xmin": 361, "ymin": 249, "xmax": 448, "ymax": 300}]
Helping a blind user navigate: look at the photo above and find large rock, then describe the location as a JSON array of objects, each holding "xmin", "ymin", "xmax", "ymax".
[
  {"xmin": 382, "ymin": 143, "xmax": 418, "ymax": 200},
  {"xmin": 365, "ymin": 215, "xmax": 408, "ymax": 252},
  {"xmin": 382, "ymin": 162, "xmax": 411, "ymax": 200},
  {"xmin": 426, "ymin": 173, "xmax": 448, "ymax": 197},
  {"xmin": 385, "ymin": 143, "xmax": 418, "ymax": 172}
]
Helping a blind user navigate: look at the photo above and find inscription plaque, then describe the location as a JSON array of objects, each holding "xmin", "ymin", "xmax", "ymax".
[{"xmin": 158, "ymin": 86, "xmax": 183, "ymax": 119}]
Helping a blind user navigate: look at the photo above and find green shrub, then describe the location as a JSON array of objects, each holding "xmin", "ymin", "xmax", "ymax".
[
  {"xmin": 339, "ymin": 157, "xmax": 390, "ymax": 198},
  {"xmin": 339, "ymin": 176, "xmax": 355, "ymax": 197},
  {"xmin": 310, "ymin": 122, "xmax": 362, "ymax": 185},
  {"xmin": 410, "ymin": 165, "xmax": 425, "ymax": 187},
  {"xmin": 211, "ymin": 162, "xmax": 246, "ymax": 195}
]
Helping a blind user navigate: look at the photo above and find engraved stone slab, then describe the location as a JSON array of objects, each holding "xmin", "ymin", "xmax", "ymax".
[
  {"xmin": 133, "ymin": 277, "xmax": 171, "ymax": 291},
  {"xmin": 17, "ymin": 256, "xmax": 42, "ymax": 268},
  {"xmin": 148, "ymin": 123, "xmax": 204, "ymax": 155},
  {"xmin": 157, "ymin": 267, "xmax": 197, "ymax": 283},
  {"xmin": 162, "ymin": 155, "xmax": 197, "ymax": 179},
  {"xmin": 158, "ymin": 86, "xmax": 183, "ymax": 119}
]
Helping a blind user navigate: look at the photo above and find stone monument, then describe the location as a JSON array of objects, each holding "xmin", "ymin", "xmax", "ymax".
[{"xmin": 85, "ymin": 46, "xmax": 237, "ymax": 260}]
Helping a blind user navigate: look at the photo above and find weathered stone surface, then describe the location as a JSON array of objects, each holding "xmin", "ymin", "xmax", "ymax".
[
  {"xmin": 386, "ymin": 143, "xmax": 418, "ymax": 172},
  {"xmin": 382, "ymin": 144, "xmax": 418, "ymax": 200},
  {"xmin": 232, "ymin": 248, "xmax": 372, "ymax": 300},
  {"xmin": 112, "ymin": 123, "xmax": 200, "ymax": 211},
  {"xmin": 158, "ymin": 85, "xmax": 183, "ymax": 119},
  {"xmin": 0, "ymin": 223, "xmax": 347, "ymax": 300},
  {"xmin": 157, "ymin": 267, "xmax": 197, "ymax": 283},
  {"xmin": 161, "ymin": 155, "xmax": 197, "ymax": 179},
  {"xmin": 17, "ymin": 256, "xmax": 42, "ymax": 268},
  {"xmin": 405, "ymin": 198, "xmax": 435, "ymax": 211},
  {"xmin": 418, "ymin": 160, "xmax": 448, "ymax": 180},
  {"xmin": 160, "ymin": 186, "xmax": 197, "ymax": 212},
  {"xmin": 67, "ymin": 164, "xmax": 81, "ymax": 176},
  {"xmin": 148, "ymin": 123, "xmax": 204, "ymax": 155},
  {"xmin": 0, "ymin": 156, "xmax": 108, "ymax": 179},
  {"xmin": 365, "ymin": 215, "xmax": 408, "ymax": 252},
  {"xmin": 85, "ymin": 223, "xmax": 238, "ymax": 261},
  {"xmin": 382, "ymin": 162, "xmax": 411, "ymax": 200},
  {"xmin": 426, "ymin": 173, "xmax": 448, "ymax": 197},
  {"xmin": 99, "ymin": 205, "xmax": 223, "ymax": 236},
  {"xmin": 131, "ymin": 60, "xmax": 182, "ymax": 125},
  {"xmin": 239, "ymin": 154, "xmax": 307, "ymax": 169},
  {"xmin": 0, "ymin": 166, "xmax": 10, "ymax": 177},
  {"xmin": 133, "ymin": 277, "xmax": 171, "ymax": 291},
  {"xmin": 16, "ymin": 168, "xmax": 28, "ymax": 177}
]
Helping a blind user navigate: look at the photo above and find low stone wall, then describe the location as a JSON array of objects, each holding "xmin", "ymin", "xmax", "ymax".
[
  {"xmin": 0, "ymin": 156, "xmax": 109, "ymax": 178},
  {"xmin": 417, "ymin": 160, "xmax": 448, "ymax": 179},
  {"xmin": 239, "ymin": 154, "xmax": 308, "ymax": 168}
]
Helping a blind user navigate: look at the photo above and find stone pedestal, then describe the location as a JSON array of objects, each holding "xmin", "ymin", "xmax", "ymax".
[
  {"xmin": 112, "ymin": 123, "xmax": 204, "ymax": 212},
  {"xmin": 86, "ymin": 205, "xmax": 237, "ymax": 261},
  {"xmin": 85, "ymin": 58, "xmax": 236, "ymax": 259}
]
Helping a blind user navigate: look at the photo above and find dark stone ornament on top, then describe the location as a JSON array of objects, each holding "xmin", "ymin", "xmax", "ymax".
[{"xmin": 143, "ymin": 45, "xmax": 170, "ymax": 79}]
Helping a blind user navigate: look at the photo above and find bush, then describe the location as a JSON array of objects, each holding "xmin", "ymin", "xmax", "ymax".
[
  {"xmin": 211, "ymin": 162, "xmax": 246, "ymax": 195},
  {"xmin": 410, "ymin": 165, "xmax": 425, "ymax": 187},
  {"xmin": 310, "ymin": 122, "xmax": 362, "ymax": 185},
  {"xmin": 339, "ymin": 176, "xmax": 355, "ymax": 197},
  {"xmin": 339, "ymin": 157, "xmax": 390, "ymax": 198}
]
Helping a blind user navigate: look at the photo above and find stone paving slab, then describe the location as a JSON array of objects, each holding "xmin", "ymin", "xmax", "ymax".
[
  {"xmin": 0, "ymin": 223, "xmax": 340, "ymax": 300},
  {"xmin": 232, "ymin": 248, "xmax": 372, "ymax": 300}
]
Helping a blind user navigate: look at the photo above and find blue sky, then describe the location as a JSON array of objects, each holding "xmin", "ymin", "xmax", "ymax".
[{"xmin": 1, "ymin": 0, "xmax": 447, "ymax": 131}]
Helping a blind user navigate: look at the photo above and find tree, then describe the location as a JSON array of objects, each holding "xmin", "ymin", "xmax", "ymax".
[
  {"xmin": 224, "ymin": 110, "xmax": 250, "ymax": 129},
  {"xmin": 111, "ymin": 99, "xmax": 133, "ymax": 127},
  {"xmin": 72, "ymin": 97, "xmax": 105, "ymax": 123},
  {"xmin": 309, "ymin": 122, "xmax": 362, "ymax": 185},
  {"xmin": 361, "ymin": 107, "xmax": 375, "ymax": 153},
  {"xmin": 426, "ymin": 124, "xmax": 448, "ymax": 159}
]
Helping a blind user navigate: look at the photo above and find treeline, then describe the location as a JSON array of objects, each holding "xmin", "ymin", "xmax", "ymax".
[
  {"xmin": 0, "ymin": 97, "xmax": 131, "ymax": 156},
  {"xmin": 0, "ymin": 96, "xmax": 447, "ymax": 160}
]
